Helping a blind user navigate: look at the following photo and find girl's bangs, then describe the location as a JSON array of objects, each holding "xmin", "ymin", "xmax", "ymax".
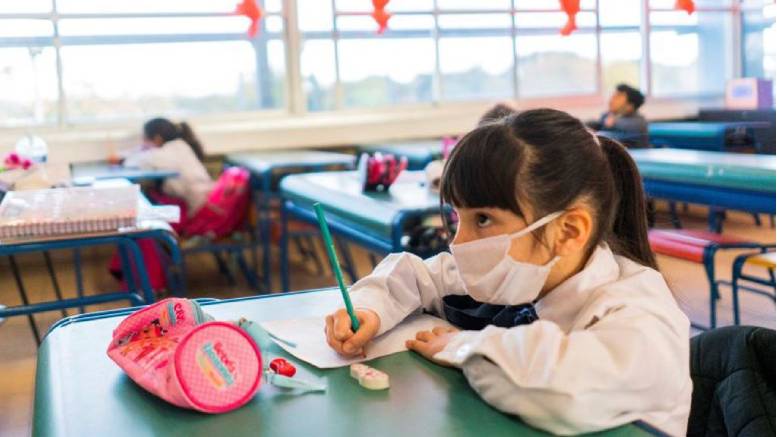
[{"xmin": 440, "ymin": 123, "xmax": 525, "ymax": 217}]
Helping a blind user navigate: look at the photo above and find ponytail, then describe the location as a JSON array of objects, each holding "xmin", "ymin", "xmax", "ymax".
[
  {"xmin": 599, "ymin": 136, "xmax": 657, "ymax": 269},
  {"xmin": 144, "ymin": 118, "xmax": 206, "ymax": 162},
  {"xmin": 177, "ymin": 122, "xmax": 206, "ymax": 162}
]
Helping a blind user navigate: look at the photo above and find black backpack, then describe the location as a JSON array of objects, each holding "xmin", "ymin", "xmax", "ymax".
[{"xmin": 688, "ymin": 326, "xmax": 775, "ymax": 436}]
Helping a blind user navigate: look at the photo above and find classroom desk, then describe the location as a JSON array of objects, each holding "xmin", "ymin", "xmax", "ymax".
[
  {"xmin": 630, "ymin": 148, "xmax": 776, "ymax": 231},
  {"xmin": 34, "ymin": 289, "xmax": 664, "ymax": 437},
  {"xmin": 279, "ymin": 171, "xmax": 441, "ymax": 291},
  {"xmin": 360, "ymin": 140, "xmax": 443, "ymax": 170},
  {"xmin": 698, "ymin": 108, "xmax": 775, "ymax": 154},
  {"xmin": 0, "ymin": 181, "xmax": 185, "ymax": 343},
  {"xmin": 224, "ymin": 150, "xmax": 356, "ymax": 291},
  {"xmin": 70, "ymin": 161, "xmax": 179, "ymax": 185},
  {"xmin": 648, "ymin": 121, "xmax": 768, "ymax": 152}
]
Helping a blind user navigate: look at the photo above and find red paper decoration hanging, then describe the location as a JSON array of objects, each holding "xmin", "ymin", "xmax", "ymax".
[
  {"xmin": 559, "ymin": 0, "xmax": 580, "ymax": 36},
  {"xmin": 675, "ymin": 0, "xmax": 696, "ymax": 15},
  {"xmin": 235, "ymin": 0, "xmax": 264, "ymax": 37},
  {"xmin": 372, "ymin": 0, "xmax": 392, "ymax": 34}
]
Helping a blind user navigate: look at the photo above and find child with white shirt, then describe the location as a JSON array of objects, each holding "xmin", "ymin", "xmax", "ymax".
[
  {"xmin": 325, "ymin": 108, "xmax": 692, "ymax": 436},
  {"xmin": 123, "ymin": 118, "xmax": 213, "ymax": 217}
]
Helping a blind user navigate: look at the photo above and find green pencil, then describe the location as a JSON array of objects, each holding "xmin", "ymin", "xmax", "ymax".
[{"xmin": 313, "ymin": 203, "xmax": 360, "ymax": 332}]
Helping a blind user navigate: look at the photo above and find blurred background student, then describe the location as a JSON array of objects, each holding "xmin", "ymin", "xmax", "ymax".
[
  {"xmin": 589, "ymin": 84, "xmax": 649, "ymax": 148},
  {"xmin": 124, "ymin": 117, "xmax": 213, "ymax": 218}
]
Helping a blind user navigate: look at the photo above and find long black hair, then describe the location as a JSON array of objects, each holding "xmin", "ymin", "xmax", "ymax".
[
  {"xmin": 143, "ymin": 118, "xmax": 206, "ymax": 162},
  {"xmin": 440, "ymin": 107, "xmax": 656, "ymax": 269}
]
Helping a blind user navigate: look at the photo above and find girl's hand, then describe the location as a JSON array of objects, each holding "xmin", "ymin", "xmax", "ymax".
[
  {"xmin": 406, "ymin": 326, "xmax": 460, "ymax": 367},
  {"xmin": 325, "ymin": 309, "xmax": 380, "ymax": 357}
]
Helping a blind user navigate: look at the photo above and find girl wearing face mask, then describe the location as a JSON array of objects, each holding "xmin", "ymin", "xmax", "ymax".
[{"xmin": 324, "ymin": 108, "xmax": 691, "ymax": 436}]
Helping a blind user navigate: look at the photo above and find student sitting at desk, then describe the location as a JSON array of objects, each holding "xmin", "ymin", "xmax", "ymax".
[
  {"xmin": 114, "ymin": 119, "xmax": 250, "ymax": 290},
  {"xmin": 325, "ymin": 108, "xmax": 691, "ymax": 435},
  {"xmin": 590, "ymin": 83, "xmax": 649, "ymax": 148},
  {"xmin": 124, "ymin": 118, "xmax": 213, "ymax": 218}
]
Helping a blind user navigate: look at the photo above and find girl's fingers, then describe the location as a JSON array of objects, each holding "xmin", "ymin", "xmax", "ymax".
[
  {"xmin": 406, "ymin": 339, "xmax": 431, "ymax": 357},
  {"xmin": 415, "ymin": 330, "xmax": 434, "ymax": 341},
  {"xmin": 343, "ymin": 318, "xmax": 378, "ymax": 354},
  {"xmin": 333, "ymin": 311, "xmax": 354, "ymax": 341},
  {"xmin": 325, "ymin": 315, "xmax": 347, "ymax": 355},
  {"xmin": 326, "ymin": 330, "xmax": 346, "ymax": 355},
  {"xmin": 432, "ymin": 326, "xmax": 457, "ymax": 335}
]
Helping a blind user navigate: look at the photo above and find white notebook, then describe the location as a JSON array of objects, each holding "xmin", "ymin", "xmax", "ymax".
[
  {"xmin": 261, "ymin": 313, "xmax": 453, "ymax": 369},
  {"xmin": 0, "ymin": 184, "xmax": 140, "ymax": 240}
]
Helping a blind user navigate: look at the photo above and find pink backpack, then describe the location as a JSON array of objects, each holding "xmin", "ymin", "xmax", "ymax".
[
  {"xmin": 108, "ymin": 167, "xmax": 251, "ymax": 291},
  {"xmin": 107, "ymin": 298, "xmax": 262, "ymax": 413},
  {"xmin": 182, "ymin": 166, "xmax": 250, "ymax": 239}
]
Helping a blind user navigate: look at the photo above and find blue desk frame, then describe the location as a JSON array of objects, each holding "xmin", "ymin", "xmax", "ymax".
[
  {"xmin": 0, "ymin": 226, "xmax": 184, "ymax": 344},
  {"xmin": 642, "ymin": 179, "xmax": 775, "ymax": 232},
  {"xmin": 224, "ymin": 152, "xmax": 355, "ymax": 291},
  {"xmin": 279, "ymin": 199, "xmax": 441, "ymax": 293}
]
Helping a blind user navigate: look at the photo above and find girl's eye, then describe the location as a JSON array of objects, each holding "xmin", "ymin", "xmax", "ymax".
[{"xmin": 476, "ymin": 214, "xmax": 492, "ymax": 227}]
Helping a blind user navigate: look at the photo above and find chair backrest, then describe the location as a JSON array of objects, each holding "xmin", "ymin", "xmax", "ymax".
[{"xmin": 688, "ymin": 326, "xmax": 775, "ymax": 436}]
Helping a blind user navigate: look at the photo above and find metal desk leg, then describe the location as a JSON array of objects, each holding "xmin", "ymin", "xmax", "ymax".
[
  {"xmin": 118, "ymin": 244, "xmax": 138, "ymax": 295},
  {"xmin": 8, "ymin": 255, "xmax": 41, "ymax": 344},
  {"xmin": 42, "ymin": 251, "xmax": 68, "ymax": 319},
  {"xmin": 122, "ymin": 239, "xmax": 155, "ymax": 304},
  {"xmin": 280, "ymin": 201, "xmax": 290, "ymax": 292},
  {"xmin": 703, "ymin": 246, "xmax": 718, "ymax": 329},
  {"xmin": 73, "ymin": 249, "xmax": 85, "ymax": 313},
  {"xmin": 212, "ymin": 251, "xmax": 237, "ymax": 286},
  {"xmin": 668, "ymin": 202, "xmax": 682, "ymax": 229},
  {"xmin": 235, "ymin": 250, "xmax": 260, "ymax": 290},
  {"xmin": 304, "ymin": 235, "xmax": 324, "ymax": 274},
  {"xmin": 261, "ymin": 173, "xmax": 273, "ymax": 292},
  {"xmin": 708, "ymin": 208, "xmax": 725, "ymax": 234},
  {"xmin": 150, "ymin": 231, "xmax": 185, "ymax": 297},
  {"xmin": 731, "ymin": 255, "xmax": 746, "ymax": 326},
  {"xmin": 335, "ymin": 238, "xmax": 357, "ymax": 284}
]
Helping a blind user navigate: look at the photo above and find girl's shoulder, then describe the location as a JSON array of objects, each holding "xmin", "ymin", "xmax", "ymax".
[{"xmin": 580, "ymin": 256, "xmax": 688, "ymax": 331}]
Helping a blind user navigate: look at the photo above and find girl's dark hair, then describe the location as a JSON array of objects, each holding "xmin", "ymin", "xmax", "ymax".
[
  {"xmin": 143, "ymin": 118, "xmax": 206, "ymax": 161},
  {"xmin": 478, "ymin": 103, "xmax": 516, "ymax": 125},
  {"xmin": 441, "ymin": 107, "xmax": 657, "ymax": 269}
]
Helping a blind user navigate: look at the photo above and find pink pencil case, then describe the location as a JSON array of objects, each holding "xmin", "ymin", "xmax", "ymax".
[{"xmin": 107, "ymin": 298, "xmax": 262, "ymax": 414}]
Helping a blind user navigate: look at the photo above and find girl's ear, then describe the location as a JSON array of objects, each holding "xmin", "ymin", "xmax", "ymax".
[{"xmin": 553, "ymin": 207, "xmax": 593, "ymax": 256}]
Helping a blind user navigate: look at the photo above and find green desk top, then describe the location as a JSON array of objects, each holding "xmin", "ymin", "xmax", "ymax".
[
  {"xmin": 281, "ymin": 171, "xmax": 441, "ymax": 239},
  {"xmin": 34, "ymin": 289, "xmax": 658, "ymax": 437},
  {"xmin": 630, "ymin": 148, "xmax": 776, "ymax": 192},
  {"xmin": 224, "ymin": 150, "xmax": 355, "ymax": 175},
  {"xmin": 360, "ymin": 141, "xmax": 443, "ymax": 169}
]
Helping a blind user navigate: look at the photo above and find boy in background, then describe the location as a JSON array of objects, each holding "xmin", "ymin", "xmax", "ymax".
[{"xmin": 591, "ymin": 84, "xmax": 649, "ymax": 148}]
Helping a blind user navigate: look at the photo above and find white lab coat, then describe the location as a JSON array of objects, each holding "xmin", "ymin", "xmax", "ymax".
[
  {"xmin": 350, "ymin": 245, "xmax": 692, "ymax": 436},
  {"xmin": 123, "ymin": 140, "xmax": 213, "ymax": 216}
]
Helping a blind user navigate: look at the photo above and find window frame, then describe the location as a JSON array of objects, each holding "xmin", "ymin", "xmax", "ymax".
[{"xmin": 0, "ymin": 0, "xmax": 765, "ymax": 127}]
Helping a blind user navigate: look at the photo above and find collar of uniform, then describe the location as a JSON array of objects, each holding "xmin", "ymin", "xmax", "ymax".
[{"xmin": 533, "ymin": 244, "xmax": 620, "ymax": 331}]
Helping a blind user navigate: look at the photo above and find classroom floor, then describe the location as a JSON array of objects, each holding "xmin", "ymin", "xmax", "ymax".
[{"xmin": 0, "ymin": 204, "xmax": 774, "ymax": 436}]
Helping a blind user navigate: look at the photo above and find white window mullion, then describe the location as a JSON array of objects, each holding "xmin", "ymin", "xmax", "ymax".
[
  {"xmin": 283, "ymin": 0, "xmax": 305, "ymax": 114},
  {"xmin": 640, "ymin": 0, "xmax": 653, "ymax": 96},
  {"xmin": 52, "ymin": 0, "xmax": 67, "ymax": 126}
]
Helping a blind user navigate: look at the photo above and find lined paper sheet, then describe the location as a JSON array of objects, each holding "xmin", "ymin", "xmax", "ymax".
[{"xmin": 261, "ymin": 313, "xmax": 453, "ymax": 369}]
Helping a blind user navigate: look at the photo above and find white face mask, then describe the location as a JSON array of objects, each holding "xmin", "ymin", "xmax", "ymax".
[{"xmin": 450, "ymin": 211, "xmax": 563, "ymax": 305}]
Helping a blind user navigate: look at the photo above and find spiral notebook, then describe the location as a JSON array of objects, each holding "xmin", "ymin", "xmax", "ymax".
[{"xmin": 0, "ymin": 184, "xmax": 140, "ymax": 240}]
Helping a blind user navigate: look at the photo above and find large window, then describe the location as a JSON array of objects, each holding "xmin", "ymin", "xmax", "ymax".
[
  {"xmin": 649, "ymin": 0, "xmax": 735, "ymax": 97},
  {"xmin": 0, "ymin": 0, "xmax": 286, "ymax": 126},
  {"xmin": 742, "ymin": 0, "xmax": 775, "ymax": 83},
  {"xmin": 0, "ymin": 0, "xmax": 773, "ymax": 127}
]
